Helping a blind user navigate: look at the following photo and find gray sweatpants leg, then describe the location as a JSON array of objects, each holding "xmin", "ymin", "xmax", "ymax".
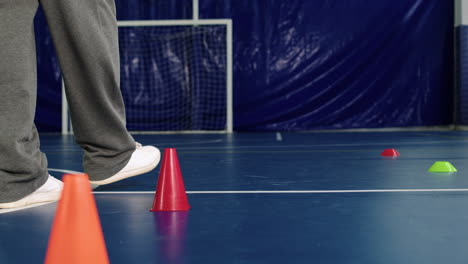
[
  {"xmin": 40, "ymin": 0, "xmax": 136, "ymax": 181},
  {"xmin": 0, "ymin": 0, "xmax": 136, "ymax": 202},
  {"xmin": 0, "ymin": 0, "xmax": 48, "ymax": 203}
]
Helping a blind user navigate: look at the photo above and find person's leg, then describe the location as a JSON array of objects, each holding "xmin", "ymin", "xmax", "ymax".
[
  {"xmin": 40, "ymin": 0, "xmax": 134, "ymax": 181},
  {"xmin": 0, "ymin": 0, "xmax": 50, "ymax": 203},
  {"xmin": 40, "ymin": 0, "xmax": 160, "ymax": 182}
]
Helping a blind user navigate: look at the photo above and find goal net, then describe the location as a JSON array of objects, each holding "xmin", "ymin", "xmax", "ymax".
[
  {"xmin": 118, "ymin": 20, "xmax": 233, "ymax": 132},
  {"xmin": 61, "ymin": 19, "xmax": 233, "ymax": 134}
]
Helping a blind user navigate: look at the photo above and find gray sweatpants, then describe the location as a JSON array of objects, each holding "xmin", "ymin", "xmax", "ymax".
[{"xmin": 0, "ymin": 0, "xmax": 136, "ymax": 202}]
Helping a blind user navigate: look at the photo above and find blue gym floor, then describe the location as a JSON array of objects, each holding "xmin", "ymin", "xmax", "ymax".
[{"xmin": 2, "ymin": 131, "xmax": 468, "ymax": 263}]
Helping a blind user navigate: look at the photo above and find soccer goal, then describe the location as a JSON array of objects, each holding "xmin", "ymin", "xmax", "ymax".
[{"xmin": 62, "ymin": 18, "xmax": 233, "ymax": 134}]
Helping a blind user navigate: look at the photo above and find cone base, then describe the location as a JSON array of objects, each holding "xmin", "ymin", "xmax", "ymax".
[
  {"xmin": 428, "ymin": 161, "xmax": 457, "ymax": 173},
  {"xmin": 381, "ymin": 149, "xmax": 400, "ymax": 157},
  {"xmin": 150, "ymin": 206, "xmax": 190, "ymax": 212}
]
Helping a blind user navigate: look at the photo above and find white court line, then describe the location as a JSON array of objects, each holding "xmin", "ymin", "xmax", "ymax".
[
  {"xmin": 48, "ymin": 168, "xmax": 83, "ymax": 174},
  {"xmin": 3, "ymin": 189, "xmax": 466, "ymax": 214},
  {"xmin": 40, "ymin": 140, "xmax": 468, "ymax": 152},
  {"xmin": 93, "ymin": 189, "xmax": 468, "ymax": 194},
  {"xmin": 154, "ymin": 140, "xmax": 468, "ymax": 150},
  {"xmin": 40, "ymin": 140, "xmax": 224, "ymax": 152},
  {"xmin": 158, "ymin": 139, "xmax": 224, "ymax": 145}
]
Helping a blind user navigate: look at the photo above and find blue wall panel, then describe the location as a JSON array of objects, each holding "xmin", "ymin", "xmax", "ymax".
[
  {"xmin": 456, "ymin": 26, "xmax": 468, "ymax": 125},
  {"xmin": 200, "ymin": 0, "xmax": 454, "ymax": 130},
  {"xmin": 114, "ymin": 0, "xmax": 192, "ymax": 20},
  {"xmin": 34, "ymin": 0, "xmax": 454, "ymax": 132},
  {"xmin": 34, "ymin": 7, "xmax": 62, "ymax": 132}
]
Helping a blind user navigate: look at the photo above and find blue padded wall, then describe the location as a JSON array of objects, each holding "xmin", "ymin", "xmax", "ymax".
[
  {"xmin": 200, "ymin": 0, "xmax": 454, "ymax": 130},
  {"xmin": 456, "ymin": 26, "xmax": 468, "ymax": 125},
  {"xmin": 34, "ymin": 8, "xmax": 62, "ymax": 132},
  {"xmin": 34, "ymin": 0, "xmax": 454, "ymax": 132}
]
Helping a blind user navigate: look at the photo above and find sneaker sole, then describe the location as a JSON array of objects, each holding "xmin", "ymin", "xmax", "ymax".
[
  {"xmin": 89, "ymin": 152, "xmax": 161, "ymax": 186},
  {"xmin": 0, "ymin": 191, "xmax": 61, "ymax": 209}
]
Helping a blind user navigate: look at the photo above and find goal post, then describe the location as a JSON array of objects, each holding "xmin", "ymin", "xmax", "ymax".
[{"xmin": 61, "ymin": 19, "xmax": 233, "ymax": 134}]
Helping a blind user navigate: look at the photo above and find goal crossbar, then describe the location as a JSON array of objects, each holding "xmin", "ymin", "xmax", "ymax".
[{"xmin": 118, "ymin": 19, "xmax": 232, "ymax": 27}]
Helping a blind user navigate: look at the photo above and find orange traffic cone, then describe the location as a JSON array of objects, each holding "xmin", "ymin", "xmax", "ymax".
[
  {"xmin": 151, "ymin": 148, "xmax": 190, "ymax": 211},
  {"xmin": 45, "ymin": 174, "xmax": 109, "ymax": 264}
]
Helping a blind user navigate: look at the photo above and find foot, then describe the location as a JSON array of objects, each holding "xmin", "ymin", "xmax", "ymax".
[
  {"xmin": 89, "ymin": 143, "xmax": 161, "ymax": 185},
  {"xmin": 0, "ymin": 175, "xmax": 63, "ymax": 209}
]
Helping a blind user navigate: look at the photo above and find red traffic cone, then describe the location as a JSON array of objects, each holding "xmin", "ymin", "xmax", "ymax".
[
  {"xmin": 45, "ymin": 174, "xmax": 109, "ymax": 264},
  {"xmin": 381, "ymin": 148, "xmax": 400, "ymax": 157},
  {"xmin": 151, "ymin": 148, "xmax": 190, "ymax": 211}
]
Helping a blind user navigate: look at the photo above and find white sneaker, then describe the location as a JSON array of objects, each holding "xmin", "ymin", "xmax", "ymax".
[
  {"xmin": 0, "ymin": 175, "xmax": 63, "ymax": 209},
  {"xmin": 89, "ymin": 143, "xmax": 161, "ymax": 185}
]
